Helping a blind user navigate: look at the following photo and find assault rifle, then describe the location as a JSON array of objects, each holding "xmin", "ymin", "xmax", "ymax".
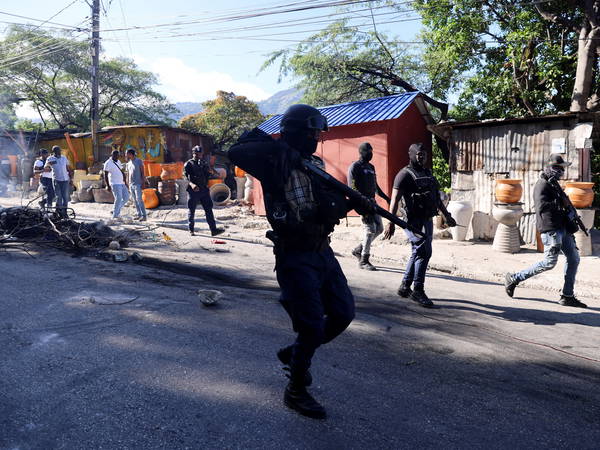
[
  {"xmin": 300, "ymin": 159, "xmax": 426, "ymax": 238},
  {"xmin": 549, "ymin": 177, "xmax": 588, "ymax": 237}
]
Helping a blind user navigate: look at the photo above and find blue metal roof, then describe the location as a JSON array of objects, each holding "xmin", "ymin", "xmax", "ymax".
[{"xmin": 258, "ymin": 92, "xmax": 420, "ymax": 134}]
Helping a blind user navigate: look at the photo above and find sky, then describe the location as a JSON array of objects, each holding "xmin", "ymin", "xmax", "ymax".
[{"xmin": 1, "ymin": 0, "xmax": 422, "ymax": 118}]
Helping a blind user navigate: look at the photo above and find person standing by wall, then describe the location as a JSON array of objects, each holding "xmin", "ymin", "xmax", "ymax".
[
  {"xmin": 45, "ymin": 146, "xmax": 73, "ymax": 218},
  {"xmin": 103, "ymin": 149, "xmax": 129, "ymax": 221},
  {"xmin": 184, "ymin": 146, "xmax": 224, "ymax": 236},
  {"xmin": 504, "ymin": 155, "xmax": 586, "ymax": 308},
  {"xmin": 125, "ymin": 149, "xmax": 147, "ymax": 222},
  {"xmin": 347, "ymin": 142, "xmax": 390, "ymax": 270},
  {"xmin": 383, "ymin": 143, "xmax": 456, "ymax": 308},
  {"xmin": 33, "ymin": 148, "xmax": 54, "ymax": 210}
]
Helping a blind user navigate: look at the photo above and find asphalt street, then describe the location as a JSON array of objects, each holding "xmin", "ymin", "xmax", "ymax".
[{"xmin": 1, "ymin": 246, "xmax": 599, "ymax": 449}]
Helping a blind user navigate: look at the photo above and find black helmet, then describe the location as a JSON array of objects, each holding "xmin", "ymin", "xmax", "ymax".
[{"xmin": 280, "ymin": 104, "xmax": 328, "ymax": 135}]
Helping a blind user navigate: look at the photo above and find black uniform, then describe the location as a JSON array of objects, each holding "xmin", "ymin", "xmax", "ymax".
[
  {"xmin": 228, "ymin": 129, "xmax": 355, "ymax": 377},
  {"xmin": 183, "ymin": 158, "xmax": 217, "ymax": 234}
]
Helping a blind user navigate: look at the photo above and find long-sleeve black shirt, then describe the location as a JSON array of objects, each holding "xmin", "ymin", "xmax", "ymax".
[{"xmin": 184, "ymin": 158, "xmax": 211, "ymax": 191}]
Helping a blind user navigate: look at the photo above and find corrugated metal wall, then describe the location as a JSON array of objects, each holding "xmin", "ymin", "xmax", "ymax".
[{"xmin": 449, "ymin": 117, "xmax": 588, "ymax": 244}]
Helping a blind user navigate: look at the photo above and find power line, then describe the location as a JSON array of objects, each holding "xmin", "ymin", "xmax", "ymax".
[
  {"xmin": 0, "ymin": 10, "xmax": 85, "ymax": 30},
  {"xmin": 102, "ymin": 16, "xmax": 421, "ymax": 44},
  {"xmin": 29, "ymin": 0, "xmax": 84, "ymax": 32},
  {"xmin": 0, "ymin": 18, "xmax": 89, "ymax": 66},
  {"xmin": 117, "ymin": 0, "xmax": 133, "ymax": 59},
  {"xmin": 0, "ymin": 36, "xmax": 87, "ymax": 70},
  {"xmin": 99, "ymin": 0, "xmax": 376, "ymax": 32},
  {"xmin": 104, "ymin": 5, "xmax": 401, "ymax": 41}
]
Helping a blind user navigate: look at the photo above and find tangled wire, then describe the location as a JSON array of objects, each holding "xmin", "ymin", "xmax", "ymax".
[{"xmin": 0, "ymin": 206, "xmax": 128, "ymax": 251}]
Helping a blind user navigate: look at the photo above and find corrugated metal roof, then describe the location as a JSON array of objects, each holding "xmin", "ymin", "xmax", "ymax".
[{"xmin": 258, "ymin": 92, "xmax": 420, "ymax": 134}]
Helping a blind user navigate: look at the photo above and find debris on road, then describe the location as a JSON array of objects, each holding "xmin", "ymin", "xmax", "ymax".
[
  {"xmin": 198, "ymin": 289, "xmax": 222, "ymax": 307},
  {"xmin": 0, "ymin": 206, "xmax": 130, "ymax": 251}
]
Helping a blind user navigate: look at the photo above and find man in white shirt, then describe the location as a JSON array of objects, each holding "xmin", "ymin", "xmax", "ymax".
[
  {"xmin": 103, "ymin": 149, "xmax": 130, "ymax": 220},
  {"xmin": 33, "ymin": 148, "xmax": 54, "ymax": 209},
  {"xmin": 45, "ymin": 145, "xmax": 73, "ymax": 217}
]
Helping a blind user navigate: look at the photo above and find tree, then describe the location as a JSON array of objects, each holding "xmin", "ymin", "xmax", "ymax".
[
  {"xmin": 413, "ymin": 0, "xmax": 600, "ymax": 118},
  {"xmin": 179, "ymin": 91, "xmax": 265, "ymax": 149},
  {"xmin": 0, "ymin": 25, "xmax": 176, "ymax": 130},
  {"xmin": 262, "ymin": 19, "xmax": 448, "ymax": 118}
]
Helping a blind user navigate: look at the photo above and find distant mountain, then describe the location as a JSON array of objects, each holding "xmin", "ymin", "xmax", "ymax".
[
  {"xmin": 170, "ymin": 102, "xmax": 203, "ymax": 123},
  {"xmin": 258, "ymin": 88, "xmax": 303, "ymax": 116},
  {"xmin": 169, "ymin": 88, "xmax": 302, "ymax": 124}
]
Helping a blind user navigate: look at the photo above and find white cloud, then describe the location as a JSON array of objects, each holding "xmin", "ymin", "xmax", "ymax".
[{"xmin": 143, "ymin": 57, "xmax": 271, "ymax": 103}]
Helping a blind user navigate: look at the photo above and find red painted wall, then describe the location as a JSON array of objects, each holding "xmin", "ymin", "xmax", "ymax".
[{"xmin": 251, "ymin": 102, "xmax": 431, "ymax": 215}]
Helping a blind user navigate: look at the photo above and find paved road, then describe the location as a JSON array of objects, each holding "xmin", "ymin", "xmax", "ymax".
[{"xmin": 1, "ymin": 246, "xmax": 599, "ymax": 449}]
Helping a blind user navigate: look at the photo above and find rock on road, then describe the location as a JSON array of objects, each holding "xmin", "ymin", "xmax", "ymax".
[{"xmin": 0, "ymin": 248, "xmax": 599, "ymax": 449}]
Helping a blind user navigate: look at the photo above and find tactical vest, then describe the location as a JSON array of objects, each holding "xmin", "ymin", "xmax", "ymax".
[{"xmin": 404, "ymin": 167, "xmax": 439, "ymax": 219}]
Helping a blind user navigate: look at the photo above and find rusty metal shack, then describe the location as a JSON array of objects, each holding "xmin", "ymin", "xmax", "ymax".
[
  {"xmin": 432, "ymin": 113, "xmax": 597, "ymax": 245},
  {"xmin": 37, "ymin": 125, "xmax": 213, "ymax": 169}
]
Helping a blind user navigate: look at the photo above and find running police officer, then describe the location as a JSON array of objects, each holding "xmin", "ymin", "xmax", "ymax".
[
  {"xmin": 348, "ymin": 142, "xmax": 390, "ymax": 270},
  {"xmin": 228, "ymin": 104, "xmax": 374, "ymax": 420},
  {"xmin": 383, "ymin": 143, "xmax": 456, "ymax": 308}
]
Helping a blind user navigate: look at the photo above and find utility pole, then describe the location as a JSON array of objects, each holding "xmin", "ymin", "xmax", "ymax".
[{"xmin": 91, "ymin": 0, "xmax": 100, "ymax": 163}]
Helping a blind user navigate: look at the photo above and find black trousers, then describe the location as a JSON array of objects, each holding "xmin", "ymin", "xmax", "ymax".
[
  {"xmin": 276, "ymin": 245, "xmax": 355, "ymax": 375},
  {"xmin": 187, "ymin": 188, "xmax": 216, "ymax": 233}
]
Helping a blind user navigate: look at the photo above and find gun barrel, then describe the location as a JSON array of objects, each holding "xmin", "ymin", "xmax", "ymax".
[{"xmin": 301, "ymin": 160, "xmax": 426, "ymax": 238}]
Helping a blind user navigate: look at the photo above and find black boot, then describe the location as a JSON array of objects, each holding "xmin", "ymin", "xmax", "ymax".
[
  {"xmin": 284, "ymin": 378, "xmax": 326, "ymax": 420},
  {"xmin": 351, "ymin": 244, "xmax": 362, "ymax": 261},
  {"xmin": 211, "ymin": 227, "xmax": 225, "ymax": 237},
  {"xmin": 559, "ymin": 295, "xmax": 587, "ymax": 308},
  {"xmin": 504, "ymin": 273, "xmax": 518, "ymax": 298},
  {"xmin": 397, "ymin": 282, "xmax": 412, "ymax": 298},
  {"xmin": 277, "ymin": 346, "xmax": 312, "ymax": 386},
  {"xmin": 359, "ymin": 254, "xmax": 376, "ymax": 271},
  {"xmin": 410, "ymin": 287, "xmax": 434, "ymax": 308}
]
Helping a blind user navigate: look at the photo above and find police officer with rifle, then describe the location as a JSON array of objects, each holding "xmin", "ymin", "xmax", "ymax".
[
  {"xmin": 383, "ymin": 143, "xmax": 457, "ymax": 308},
  {"xmin": 228, "ymin": 104, "xmax": 422, "ymax": 420},
  {"xmin": 505, "ymin": 154, "xmax": 587, "ymax": 307}
]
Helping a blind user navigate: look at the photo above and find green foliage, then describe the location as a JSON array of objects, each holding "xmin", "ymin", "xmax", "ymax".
[
  {"xmin": 413, "ymin": 0, "xmax": 580, "ymax": 119},
  {"xmin": 262, "ymin": 19, "xmax": 428, "ymax": 106},
  {"xmin": 0, "ymin": 25, "xmax": 176, "ymax": 130},
  {"xmin": 432, "ymin": 140, "xmax": 450, "ymax": 192},
  {"xmin": 179, "ymin": 91, "xmax": 264, "ymax": 150},
  {"xmin": 13, "ymin": 118, "xmax": 43, "ymax": 132}
]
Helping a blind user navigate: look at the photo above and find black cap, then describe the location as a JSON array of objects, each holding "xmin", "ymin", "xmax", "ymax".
[
  {"xmin": 548, "ymin": 154, "xmax": 571, "ymax": 167},
  {"xmin": 192, "ymin": 145, "xmax": 202, "ymax": 153},
  {"xmin": 40, "ymin": 148, "xmax": 48, "ymax": 154}
]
